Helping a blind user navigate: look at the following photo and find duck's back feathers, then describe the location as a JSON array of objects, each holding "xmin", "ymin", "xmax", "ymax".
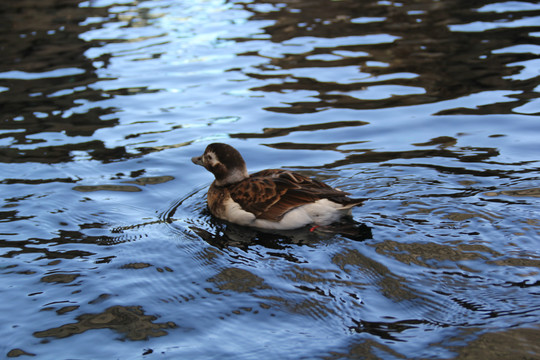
[{"xmin": 227, "ymin": 169, "xmax": 364, "ymax": 223}]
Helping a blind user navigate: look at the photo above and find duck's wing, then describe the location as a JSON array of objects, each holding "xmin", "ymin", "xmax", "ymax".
[{"xmin": 228, "ymin": 169, "xmax": 361, "ymax": 221}]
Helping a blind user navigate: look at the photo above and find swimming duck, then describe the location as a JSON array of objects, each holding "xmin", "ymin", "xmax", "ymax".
[{"xmin": 191, "ymin": 143, "xmax": 364, "ymax": 230}]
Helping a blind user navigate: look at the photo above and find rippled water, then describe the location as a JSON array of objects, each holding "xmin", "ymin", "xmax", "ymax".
[{"xmin": 1, "ymin": 0, "xmax": 540, "ymax": 358}]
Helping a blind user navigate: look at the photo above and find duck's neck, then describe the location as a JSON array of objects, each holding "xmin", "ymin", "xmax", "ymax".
[{"xmin": 214, "ymin": 167, "xmax": 249, "ymax": 186}]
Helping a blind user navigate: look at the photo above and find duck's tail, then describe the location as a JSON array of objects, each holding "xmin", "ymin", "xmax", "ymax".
[{"xmin": 337, "ymin": 197, "xmax": 366, "ymax": 210}]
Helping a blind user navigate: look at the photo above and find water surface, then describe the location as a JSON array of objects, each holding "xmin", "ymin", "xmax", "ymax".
[{"xmin": 1, "ymin": 0, "xmax": 540, "ymax": 359}]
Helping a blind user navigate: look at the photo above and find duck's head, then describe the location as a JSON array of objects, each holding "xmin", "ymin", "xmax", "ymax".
[{"xmin": 191, "ymin": 143, "xmax": 249, "ymax": 186}]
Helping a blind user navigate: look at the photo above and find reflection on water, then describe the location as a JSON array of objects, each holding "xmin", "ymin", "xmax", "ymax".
[
  {"xmin": 34, "ymin": 305, "xmax": 177, "ymax": 340},
  {"xmin": 234, "ymin": 0, "xmax": 539, "ymax": 115},
  {"xmin": 0, "ymin": 0, "xmax": 121, "ymax": 164},
  {"xmin": 1, "ymin": 0, "xmax": 540, "ymax": 359}
]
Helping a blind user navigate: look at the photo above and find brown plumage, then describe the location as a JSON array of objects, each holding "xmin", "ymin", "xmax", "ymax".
[{"xmin": 192, "ymin": 143, "xmax": 364, "ymax": 230}]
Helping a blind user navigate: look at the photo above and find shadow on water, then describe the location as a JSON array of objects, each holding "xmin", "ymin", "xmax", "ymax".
[
  {"xmin": 161, "ymin": 190, "xmax": 373, "ymax": 251},
  {"xmin": 197, "ymin": 213, "xmax": 373, "ymax": 246}
]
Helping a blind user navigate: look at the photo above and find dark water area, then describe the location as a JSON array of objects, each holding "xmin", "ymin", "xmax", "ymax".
[{"xmin": 1, "ymin": 0, "xmax": 540, "ymax": 358}]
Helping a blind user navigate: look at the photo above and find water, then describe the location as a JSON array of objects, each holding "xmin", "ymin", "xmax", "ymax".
[{"xmin": 1, "ymin": 0, "xmax": 540, "ymax": 358}]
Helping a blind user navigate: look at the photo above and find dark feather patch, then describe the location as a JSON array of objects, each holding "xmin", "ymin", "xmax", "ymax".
[{"xmin": 227, "ymin": 169, "xmax": 363, "ymax": 221}]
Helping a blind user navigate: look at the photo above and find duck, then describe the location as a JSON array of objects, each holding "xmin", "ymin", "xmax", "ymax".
[{"xmin": 191, "ymin": 143, "xmax": 365, "ymax": 230}]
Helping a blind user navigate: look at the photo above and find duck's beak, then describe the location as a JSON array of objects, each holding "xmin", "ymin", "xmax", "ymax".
[{"xmin": 191, "ymin": 155, "xmax": 203, "ymax": 166}]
